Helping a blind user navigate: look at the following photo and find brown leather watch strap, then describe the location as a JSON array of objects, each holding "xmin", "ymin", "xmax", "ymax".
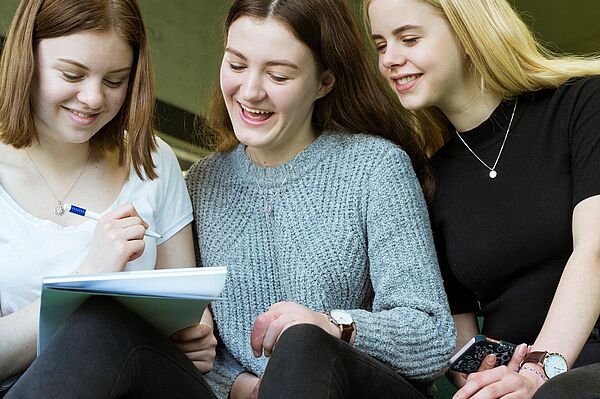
[
  {"xmin": 521, "ymin": 351, "xmax": 548, "ymax": 367},
  {"xmin": 340, "ymin": 323, "xmax": 354, "ymax": 343}
]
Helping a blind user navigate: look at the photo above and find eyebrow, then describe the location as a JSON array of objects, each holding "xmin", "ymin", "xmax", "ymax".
[
  {"xmin": 371, "ymin": 24, "xmax": 423, "ymax": 40},
  {"xmin": 224, "ymin": 47, "xmax": 299, "ymax": 70},
  {"xmin": 57, "ymin": 58, "xmax": 131, "ymax": 74}
]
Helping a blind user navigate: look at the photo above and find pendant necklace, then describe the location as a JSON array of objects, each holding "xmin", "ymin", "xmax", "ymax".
[
  {"xmin": 455, "ymin": 99, "xmax": 517, "ymax": 179},
  {"xmin": 24, "ymin": 149, "xmax": 91, "ymax": 216}
]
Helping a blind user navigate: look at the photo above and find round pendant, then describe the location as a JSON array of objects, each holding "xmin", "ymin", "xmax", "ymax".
[
  {"xmin": 54, "ymin": 201, "xmax": 65, "ymax": 216},
  {"xmin": 489, "ymin": 170, "xmax": 497, "ymax": 179}
]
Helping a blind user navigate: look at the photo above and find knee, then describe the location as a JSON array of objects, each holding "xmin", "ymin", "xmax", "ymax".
[
  {"xmin": 65, "ymin": 296, "xmax": 133, "ymax": 336},
  {"xmin": 272, "ymin": 323, "xmax": 333, "ymax": 360},
  {"xmin": 533, "ymin": 367, "xmax": 599, "ymax": 399}
]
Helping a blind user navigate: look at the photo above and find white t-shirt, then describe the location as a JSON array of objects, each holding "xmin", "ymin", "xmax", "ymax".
[{"xmin": 0, "ymin": 137, "xmax": 193, "ymax": 315}]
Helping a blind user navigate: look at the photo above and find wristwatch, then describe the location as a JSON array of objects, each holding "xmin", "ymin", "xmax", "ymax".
[
  {"xmin": 328, "ymin": 309, "xmax": 355, "ymax": 343},
  {"xmin": 520, "ymin": 351, "xmax": 568, "ymax": 379}
]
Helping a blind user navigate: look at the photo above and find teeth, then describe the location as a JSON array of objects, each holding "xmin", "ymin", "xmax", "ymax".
[
  {"xmin": 240, "ymin": 103, "xmax": 271, "ymax": 115},
  {"xmin": 395, "ymin": 75, "xmax": 418, "ymax": 85},
  {"xmin": 70, "ymin": 109, "xmax": 92, "ymax": 118}
]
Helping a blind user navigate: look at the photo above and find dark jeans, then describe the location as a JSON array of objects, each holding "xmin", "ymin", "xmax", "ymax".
[
  {"xmin": 6, "ymin": 297, "xmax": 216, "ymax": 399},
  {"xmin": 258, "ymin": 323, "xmax": 433, "ymax": 399},
  {"xmin": 533, "ymin": 362, "xmax": 600, "ymax": 399}
]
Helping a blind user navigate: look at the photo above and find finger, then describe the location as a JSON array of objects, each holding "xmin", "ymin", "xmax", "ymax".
[
  {"xmin": 184, "ymin": 346, "xmax": 217, "ymax": 363},
  {"xmin": 126, "ymin": 240, "xmax": 145, "ymax": 261},
  {"xmin": 261, "ymin": 314, "xmax": 290, "ymax": 357},
  {"xmin": 171, "ymin": 323, "xmax": 212, "ymax": 342},
  {"xmin": 507, "ymin": 344, "xmax": 529, "ymax": 372},
  {"xmin": 251, "ymin": 311, "xmax": 280, "ymax": 357},
  {"xmin": 174, "ymin": 335, "xmax": 218, "ymax": 354},
  {"xmin": 104, "ymin": 203, "xmax": 149, "ymax": 229},
  {"xmin": 456, "ymin": 368, "xmax": 500, "ymax": 399},
  {"xmin": 192, "ymin": 359, "xmax": 214, "ymax": 374}
]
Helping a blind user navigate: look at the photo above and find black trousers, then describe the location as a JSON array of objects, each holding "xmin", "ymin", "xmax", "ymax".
[
  {"xmin": 258, "ymin": 323, "xmax": 433, "ymax": 399},
  {"xmin": 533, "ymin": 362, "xmax": 600, "ymax": 399},
  {"xmin": 6, "ymin": 297, "xmax": 216, "ymax": 399}
]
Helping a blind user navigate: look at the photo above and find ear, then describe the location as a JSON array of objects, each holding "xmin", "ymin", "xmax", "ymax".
[{"xmin": 315, "ymin": 70, "xmax": 335, "ymax": 100}]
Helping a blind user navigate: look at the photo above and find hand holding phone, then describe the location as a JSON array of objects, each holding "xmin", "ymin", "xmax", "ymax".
[{"xmin": 449, "ymin": 335, "xmax": 516, "ymax": 374}]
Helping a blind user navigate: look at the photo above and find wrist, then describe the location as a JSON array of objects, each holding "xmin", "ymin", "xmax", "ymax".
[
  {"xmin": 518, "ymin": 364, "xmax": 547, "ymax": 388},
  {"xmin": 322, "ymin": 312, "xmax": 342, "ymax": 338},
  {"xmin": 231, "ymin": 373, "xmax": 259, "ymax": 399}
]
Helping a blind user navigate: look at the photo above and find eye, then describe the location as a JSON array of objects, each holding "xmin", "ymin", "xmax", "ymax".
[
  {"xmin": 268, "ymin": 73, "xmax": 289, "ymax": 83},
  {"xmin": 228, "ymin": 62, "xmax": 246, "ymax": 71},
  {"xmin": 374, "ymin": 42, "xmax": 387, "ymax": 54},
  {"xmin": 61, "ymin": 72, "xmax": 83, "ymax": 82},
  {"xmin": 103, "ymin": 79, "xmax": 125, "ymax": 88},
  {"xmin": 402, "ymin": 37, "xmax": 419, "ymax": 46}
]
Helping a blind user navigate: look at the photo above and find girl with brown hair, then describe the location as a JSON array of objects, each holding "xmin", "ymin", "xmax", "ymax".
[{"xmin": 0, "ymin": 0, "xmax": 215, "ymax": 395}]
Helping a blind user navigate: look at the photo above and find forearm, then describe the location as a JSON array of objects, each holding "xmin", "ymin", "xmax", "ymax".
[
  {"xmin": 0, "ymin": 300, "xmax": 39, "ymax": 380},
  {"xmin": 533, "ymin": 247, "xmax": 600, "ymax": 366}
]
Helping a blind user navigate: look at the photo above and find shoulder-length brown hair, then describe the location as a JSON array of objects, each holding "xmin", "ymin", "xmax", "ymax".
[
  {"xmin": 0, "ymin": 0, "xmax": 157, "ymax": 179},
  {"xmin": 206, "ymin": 0, "xmax": 434, "ymax": 199}
]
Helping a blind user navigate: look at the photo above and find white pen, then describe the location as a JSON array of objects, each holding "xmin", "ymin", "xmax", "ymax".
[{"xmin": 63, "ymin": 203, "xmax": 162, "ymax": 239}]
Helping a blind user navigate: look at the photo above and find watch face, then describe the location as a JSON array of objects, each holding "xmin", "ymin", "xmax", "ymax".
[
  {"xmin": 544, "ymin": 353, "xmax": 568, "ymax": 378},
  {"xmin": 330, "ymin": 309, "xmax": 353, "ymax": 325}
]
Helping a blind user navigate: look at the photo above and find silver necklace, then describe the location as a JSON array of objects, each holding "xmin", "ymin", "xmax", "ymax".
[
  {"xmin": 24, "ymin": 149, "xmax": 91, "ymax": 216},
  {"xmin": 247, "ymin": 149, "xmax": 299, "ymax": 214},
  {"xmin": 455, "ymin": 99, "xmax": 517, "ymax": 179}
]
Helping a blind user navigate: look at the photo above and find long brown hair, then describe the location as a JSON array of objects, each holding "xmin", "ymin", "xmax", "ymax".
[
  {"xmin": 0, "ymin": 0, "xmax": 158, "ymax": 179},
  {"xmin": 206, "ymin": 0, "xmax": 434, "ymax": 199}
]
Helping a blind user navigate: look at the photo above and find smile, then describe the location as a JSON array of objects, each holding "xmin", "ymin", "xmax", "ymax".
[
  {"xmin": 238, "ymin": 102, "xmax": 273, "ymax": 124},
  {"xmin": 65, "ymin": 107, "xmax": 98, "ymax": 119},
  {"xmin": 394, "ymin": 74, "xmax": 420, "ymax": 85},
  {"xmin": 239, "ymin": 102, "xmax": 272, "ymax": 115}
]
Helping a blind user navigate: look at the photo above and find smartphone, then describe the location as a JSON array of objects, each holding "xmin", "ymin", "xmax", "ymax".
[{"xmin": 449, "ymin": 335, "xmax": 516, "ymax": 374}]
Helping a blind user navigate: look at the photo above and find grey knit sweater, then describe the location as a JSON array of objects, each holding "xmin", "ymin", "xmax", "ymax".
[{"xmin": 186, "ymin": 132, "xmax": 456, "ymax": 398}]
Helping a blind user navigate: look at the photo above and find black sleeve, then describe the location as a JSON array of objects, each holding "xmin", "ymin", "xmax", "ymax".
[{"xmin": 568, "ymin": 76, "xmax": 600, "ymax": 207}]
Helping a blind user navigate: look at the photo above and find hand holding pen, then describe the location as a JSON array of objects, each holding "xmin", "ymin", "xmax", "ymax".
[
  {"xmin": 63, "ymin": 203, "xmax": 161, "ymax": 238},
  {"xmin": 72, "ymin": 202, "xmax": 157, "ymax": 274}
]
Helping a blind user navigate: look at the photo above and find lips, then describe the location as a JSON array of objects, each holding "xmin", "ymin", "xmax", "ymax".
[
  {"xmin": 238, "ymin": 102, "xmax": 273, "ymax": 124},
  {"xmin": 391, "ymin": 73, "xmax": 422, "ymax": 92},
  {"xmin": 63, "ymin": 106, "xmax": 100, "ymax": 126}
]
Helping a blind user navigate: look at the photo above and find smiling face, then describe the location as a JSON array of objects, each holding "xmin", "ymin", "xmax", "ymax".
[
  {"xmin": 368, "ymin": 0, "xmax": 473, "ymax": 113},
  {"xmin": 220, "ymin": 16, "xmax": 333, "ymax": 165},
  {"xmin": 30, "ymin": 30, "xmax": 133, "ymax": 146}
]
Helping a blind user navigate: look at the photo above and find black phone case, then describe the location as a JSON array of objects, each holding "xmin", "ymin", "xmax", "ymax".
[{"xmin": 449, "ymin": 336, "xmax": 516, "ymax": 374}]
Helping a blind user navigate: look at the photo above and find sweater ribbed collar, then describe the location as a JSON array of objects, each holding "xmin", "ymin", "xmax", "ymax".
[{"xmin": 230, "ymin": 131, "xmax": 339, "ymax": 188}]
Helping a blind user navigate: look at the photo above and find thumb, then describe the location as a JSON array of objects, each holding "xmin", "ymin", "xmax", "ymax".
[
  {"xmin": 478, "ymin": 354, "xmax": 497, "ymax": 372},
  {"xmin": 508, "ymin": 343, "xmax": 529, "ymax": 372}
]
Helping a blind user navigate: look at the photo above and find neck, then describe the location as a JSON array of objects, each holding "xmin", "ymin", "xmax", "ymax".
[
  {"xmin": 445, "ymin": 91, "xmax": 502, "ymax": 133},
  {"xmin": 26, "ymin": 139, "xmax": 92, "ymax": 174},
  {"xmin": 245, "ymin": 130, "xmax": 317, "ymax": 167},
  {"xmin": 437, "ymin": 70, "xmax": 502, "ymax": 132}
]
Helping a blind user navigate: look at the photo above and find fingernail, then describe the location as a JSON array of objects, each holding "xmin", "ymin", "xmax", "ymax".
[
  {"xmin": 519, "ymin": 343, "xmax": 527, "ymax": 355},
  {"xmin": 486, "ymin": 354, "xmax": 496, "ymax": 364},
  {"xmin": 253, "ymin": 350, "xmax": 260, "ymax": 358}
]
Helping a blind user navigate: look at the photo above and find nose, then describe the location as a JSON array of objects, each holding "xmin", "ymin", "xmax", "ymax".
[
  {"xmin": 76, "ymin": 80, "xmax": 104, "ymax": 110},
  {"xmin": 240, "ymin": 74, "xmax": 266, "ymax": 103},
  {"xmin": 380, "ymin": 43, "xmax": 407, "ymax": 70}
]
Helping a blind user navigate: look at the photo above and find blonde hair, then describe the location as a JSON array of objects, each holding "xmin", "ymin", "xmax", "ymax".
[
  {"xmin": 0, "ymin": 0, "xmax": 158, "ymax": 179},
  {"xmin": 363, "ymin": 0, "xmax": 600, "ymax": 153}
]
